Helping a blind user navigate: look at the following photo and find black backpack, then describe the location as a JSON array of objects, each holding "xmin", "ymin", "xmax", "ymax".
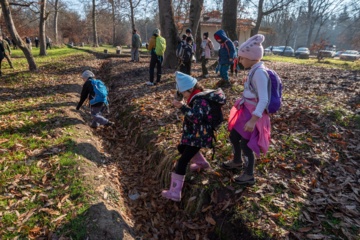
[
  {"xmin": 191, "ymin": 89, "xmax": 226, "ymax": 159},
  {"xmin": 176, "ymin": 41, "xmax": 185, "ymax": 58},
  {"xmin": 206, "ymin": 99, "xmax": 224, "ymax": 131},
  {"xmin": 181, "ymin": 45, "xmax": 193, "ymax": 63}
]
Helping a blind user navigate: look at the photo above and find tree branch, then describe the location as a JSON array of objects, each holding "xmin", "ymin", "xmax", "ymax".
[{"xmin": 9, "ymin": 1, "xmax": 37, "ymax": 7}]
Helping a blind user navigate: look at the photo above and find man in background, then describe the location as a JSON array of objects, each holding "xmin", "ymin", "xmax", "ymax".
[
  {"xmin": 1, "ymin": 36, "xmax": 13, "ymax": 69},
  {"xmin": 131, "ymin": 29, "xmax": 141, "ymax": 62}
]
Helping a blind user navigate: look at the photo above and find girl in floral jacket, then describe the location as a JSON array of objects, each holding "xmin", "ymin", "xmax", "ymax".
[{"xmin": 162, "ymin": 71, "xmax": 226, "ymax": 202}]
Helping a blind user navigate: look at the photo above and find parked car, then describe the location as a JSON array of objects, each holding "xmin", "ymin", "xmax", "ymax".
[
  {"xmin": 264, "ymin": 47, "xmax": 272, "ymax": 56},
  {"xmin": 318, "ymin": 50, "xmax": 335, "ymax": 58},
  {"xmin": 334, "ymin": 51, "xmax": 343, "ymax": 57},
  {"xmin": 272, "ymin": 46, "xmax": 294, "ymax": 56},
  {"xmin": 295, "ymin": 47, "xmax": 310, "ymax": 59},
  {"xmin": 339, "ymin": 50, "xmax": 360, "ymax": 61}
]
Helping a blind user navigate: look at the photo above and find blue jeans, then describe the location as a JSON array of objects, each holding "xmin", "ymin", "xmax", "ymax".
[
  {"xmin": 220, "ymin": 64, "xmax": 230, "ymax": 81},
  {"xmin": 90, "ymin": 104, "xmax": 109, "ymax": 127}
]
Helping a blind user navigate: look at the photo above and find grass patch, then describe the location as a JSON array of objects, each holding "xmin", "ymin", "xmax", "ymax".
[
  {"xmin": 74, "ymin": 44, "xmax": 149, "ymax": 55},
  {"xmin": 0, "ymin": 47, "xmax": 93, "ymax": 239},
  {"xmin": 263, "ymin": 55, "xmax": 360, "ymax": 70}
]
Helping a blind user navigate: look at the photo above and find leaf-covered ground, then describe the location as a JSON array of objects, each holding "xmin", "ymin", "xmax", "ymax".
[
  {"xmin": 96, "ymin": 57, "xmax": 360, "ymax": 239},
  {"xmin": 0, "ymin": 49, "xmax": 135, "ymax": 239},
  {"xmin": 1, "ymin": 48, "xmax": 359, "ymax": 239}
]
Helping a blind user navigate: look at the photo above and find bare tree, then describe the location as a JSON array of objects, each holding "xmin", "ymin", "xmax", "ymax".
[
  {"xmin": 0, "ymin": 0, "xmax": 37, "ymax": 70},
  {"xmin": 305, "ymin": 0, "xmax": 341, "ymax": 47},
  {"xmin": 109, "ymin": 0, "xmax": 116, "ymax": 46},
  {"xmin": 250, "ymin": 0, "xmax": 295, "ymax": 36},
  {"xmin": 39, "ymin": 0, "xmax": 49, "ymax": 56},
  {"xmin": 52, "ymin": 0, "xmax": 62, "ymax": 44},
  {"xmin": 129, "ymin": 0, "xmax": 141, "ymax": 30},
  {"xmin": 188, "ymin": 0, "xmax": 203, "ymax": 39},
  {"xmin": 188, "ymin": 0, "xmax": 203, "ymax": 60},
  {"xmin": 173, "ymin": 0, "xmax": 190, "ymax": 35},
  {"xmin": 222, "ymin": 0, "xmax": 238, "ymax": 40},
  {"xmin": 158, "ymin": 0, "xmax": 178, "ymax": 68},
  {"xmin": 92, "ymin": 0, "xmax": 98, "ymax": 47}
]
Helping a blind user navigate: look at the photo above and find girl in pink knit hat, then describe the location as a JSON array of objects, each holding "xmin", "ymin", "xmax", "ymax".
[{"xmin": 222, "ymin": 34, "xmax": 271, "ymax": 186}]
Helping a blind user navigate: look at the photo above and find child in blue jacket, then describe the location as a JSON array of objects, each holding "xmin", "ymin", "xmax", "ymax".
[
  {"xmin": 214, "ymin": 29, "xmax": 236, "ymax": 87},
  {"xmin": 76, "ymin": 70, "xmax": 114, "ymax": 129}
]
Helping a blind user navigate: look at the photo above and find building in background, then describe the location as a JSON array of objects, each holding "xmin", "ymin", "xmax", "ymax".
[{"xmin": 181, "ymin": 11, "xmax": 257, "ymax": 50}]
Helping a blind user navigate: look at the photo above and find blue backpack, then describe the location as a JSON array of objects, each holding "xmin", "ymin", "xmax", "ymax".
[
  {"xmin": 249, "ymin": 67, "xmax": 282, "ymax": 113},
  {"xmin": 89, "ymin": 79, "xmax": 109, "ymax": 105}
]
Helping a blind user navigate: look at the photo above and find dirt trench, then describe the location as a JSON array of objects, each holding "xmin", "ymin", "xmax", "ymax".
[
  {"xmin": 73, "ymin": 55, "xmax": 360, "ymax": 239},
  {"xmin": 47, "ymin": 58, "xmax": 137, "ymax": 239},
  {"xmin": 83, "ymin": 57, "xmax": 262, "ymax": 240}
]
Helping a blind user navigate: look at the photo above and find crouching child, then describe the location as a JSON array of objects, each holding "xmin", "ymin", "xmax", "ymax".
[{"xmin": 76, "ymin": 70, "xmax": 114, "ymax": 128}]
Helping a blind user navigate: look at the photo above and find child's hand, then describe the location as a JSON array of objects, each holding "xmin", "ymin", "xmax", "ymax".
[
  {"xmin": 244, "ymin": 119, "xmax": 256, "ymax": 132},
  {"xmin": 244, "ymin": 116, "xmax": 259, "ymax": 132},
  {"xmin": 173, "ymin": 100, "xmax": 183, "ymax": 109}
]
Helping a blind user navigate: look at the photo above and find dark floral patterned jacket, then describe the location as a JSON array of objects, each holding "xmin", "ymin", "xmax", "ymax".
[{"xmin": 179, "ymin": 88, "xmax": 226, "ymax": 148}]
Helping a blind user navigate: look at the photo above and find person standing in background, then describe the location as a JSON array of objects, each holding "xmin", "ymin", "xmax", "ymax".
[
  {"xmin": 213, "ymin": 29, "xmax": 236, "ymax": 87},
  {"xmin": 1, "ymin": 36, "xmax": 13, "ymax": 69},
  {"xmin": 46, "ymin": 36, "xmax": 52, "ymax": 49},
  {"xmin": 200, "ymin": 32, "xmax": 213, "ymax": 78},
  {"xmin": 146, "ymin": 28, "xmax": 165, "ymax": 86},
  {"xmin": 34, "ymin": 37, "xmax": 39, "ymax": 48},
  {"xmin": 131, "ymin": 29, "xmax": 142, "ymax": 62},
  {"xmin": 25, "ymin": 37, "xmax": 32, "ymax": 50},
  {"xmin": 0, "ymin": 40, "xmax": 6, "ymax": 76}
]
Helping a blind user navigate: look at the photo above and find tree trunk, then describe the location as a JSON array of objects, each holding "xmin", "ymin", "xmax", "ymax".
[
  {"xmin": 92, "ymin": 0, "xmax": 99, "ymax": 47},
  {"xmin": 158, "ymin": 0, "xmax": 178, "ymax": 69},
  {"xmin": 130, "ymin": 0, "xmax": 135, "ymax": 30},
  {"xmin": 222, "ymin": 0, "xmax": 238, "ymax": 40},
  {"xmin": 307, "ymin": 26, "xmax": 315, "ymax": 48},
  {"xmin": 54, "ymin": 0, "xmax": 59, "ymax": 44},
  {"xmin": 251, "ymin": 0, "xmax": 264, "ymax": 36},
  {"xmin": 0, "ymin": 0, "xmax": 37, "ymax": 71},
  {"xmin": 111, "ymin": 0, "xmax": 116, "ymax": 46},
  {"xmin": 39, "ymin": 0, "xmax": 47, "ymax": 56},
  {"xmin": 195, "ymin": 23, "xmax": 202, "ymax": 60},
  {"xmin": 313, "ymin": 21, "xmax": 325, "ymax": 43},
  {"xmin": 188, "ymin": 0, "xmax": 203, "ymax": 40},
  {"xmin": 306, "ymin": 1, "xmax": 314, "ymax": 47}
]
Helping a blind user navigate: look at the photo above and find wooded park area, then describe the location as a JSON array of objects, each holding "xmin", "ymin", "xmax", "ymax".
[
  {"xmin": 0, "ymin": 1, "xmax": 359, "ymax": 240},
  {"xmin": 0, "ymin": 0, "xmax": 359, "ymax": 70}
]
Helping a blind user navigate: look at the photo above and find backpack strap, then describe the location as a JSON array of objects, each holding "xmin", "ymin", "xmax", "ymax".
[
  {"xmin": 247, "ymin": 66, "xmax": 271, "ymax": 112},
  {"xmin": 207, "ymin": 40, "xmax": 212, "ymax": 50},
  {"xmin": 222, "ymin": 40, "xmax": 230, "ymax": 55}
]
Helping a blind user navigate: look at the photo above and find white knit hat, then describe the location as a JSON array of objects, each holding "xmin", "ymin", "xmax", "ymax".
[
  {"xmin": 238, "ymin": 34, "xmax": 265, "ymax": 60},
  {"xmin": 81, "ymin": 70, "xmax": 95, "ymax": 80}
]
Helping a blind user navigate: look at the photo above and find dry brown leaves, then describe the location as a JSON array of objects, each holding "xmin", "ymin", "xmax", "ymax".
[{"xmin": 95, "ymin": 59, "xmax": 359, "ymax": 239}]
